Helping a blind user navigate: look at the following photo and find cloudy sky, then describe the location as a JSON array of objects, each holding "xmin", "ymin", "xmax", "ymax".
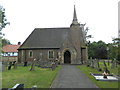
[{"xmin": 0, "ymin": 0, "xmax": 119, "ymax": 44}]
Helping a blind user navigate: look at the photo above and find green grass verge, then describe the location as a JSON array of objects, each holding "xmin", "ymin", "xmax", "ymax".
[
  {"xmin": 77, "ymin": 65, "xmax": 120, "ymax": 89},
  {"xmin": 2, "ymin": 66, "xmax": 61, "ymax": 88}
]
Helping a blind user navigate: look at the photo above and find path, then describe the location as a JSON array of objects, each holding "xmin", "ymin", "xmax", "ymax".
[{"xmin": 51, "ymin": 65, "xmax": 99, "ymax": 88}]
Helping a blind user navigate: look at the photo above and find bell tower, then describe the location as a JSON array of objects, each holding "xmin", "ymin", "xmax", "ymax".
[{"xmin": 70, "ymin": 5, "xmax": 86, "ymax": 64}]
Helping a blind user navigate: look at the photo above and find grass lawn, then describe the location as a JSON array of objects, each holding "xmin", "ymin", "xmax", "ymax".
[
  {"xmin": 77, "ymin": 64, "xmax": 120, "ymax": 89},
  {"xmin": 2, "ymin": 66, "xmax": 61, "ymax": 88}
]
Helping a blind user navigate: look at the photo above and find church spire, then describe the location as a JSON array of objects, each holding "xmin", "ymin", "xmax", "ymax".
[{"xmin": 71, "ymin": 5, "xmax": 79, "ymax": 25}]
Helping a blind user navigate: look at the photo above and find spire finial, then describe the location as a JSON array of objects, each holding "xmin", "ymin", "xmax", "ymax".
[{"xmin": 72, "ymin": 5, "xmax": 79, "ymax": 25}]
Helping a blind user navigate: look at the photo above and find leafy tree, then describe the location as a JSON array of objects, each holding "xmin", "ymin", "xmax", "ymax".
[
  {"xmin": 0, "ymin": 5, "xmax": 10, "ymax": 55},
  {"xmin": 0, "ymin": 5, "xmax": 9, "ymax": 31},
  {"xmin": 111, "ymin": 38, "xmax": 120, "ymax": 61},
  {"xmin": 2, "ymin": 38, "xmax": 11, "ymax": 47},
  {"xmin": 88, "ymin": 40, "xmax": 107, "ymax": 59}
]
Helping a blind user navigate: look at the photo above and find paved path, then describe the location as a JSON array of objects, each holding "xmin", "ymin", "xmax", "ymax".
[{"xmin": 51, "ymin": 65, "xmax": 99, "ymax": 88}]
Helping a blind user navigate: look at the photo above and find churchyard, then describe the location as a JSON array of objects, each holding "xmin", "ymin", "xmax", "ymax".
[
  {"xmin": 1, "ymin": 59, "xmax": 120, "ymax": 89},
  {"xmin": 2, "ymin": 61, "xmax": 61, "ymax": 88},
  {"xmin": 77, "ymin": 59, "xmax": 120, "ymax": 88}
]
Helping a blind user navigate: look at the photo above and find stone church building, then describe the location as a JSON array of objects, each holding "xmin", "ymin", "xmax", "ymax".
[{"xmin": 18, "ymin": 6, "xmax": 88, "ymax": 64}]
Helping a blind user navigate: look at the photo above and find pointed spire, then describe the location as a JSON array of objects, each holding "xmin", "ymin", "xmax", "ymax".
[
  {"xmin": 72, "ymin": 5, "xmax": 79, "ymax": 25},
  {"xmin": 71, "ymin": 5, "xmax": 80, "ymax": 26},
  {"xmin": 73, "ymin": 5, "xmax": 77, "ymax": 22},
  {"xmin": 70, "ymin": 5, "xmax": 80, "ymax": 27}
]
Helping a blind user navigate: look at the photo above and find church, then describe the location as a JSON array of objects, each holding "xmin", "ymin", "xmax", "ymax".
[{"xmin": 18, "ymin": 6, "xmax": 88, "ymax": 64}]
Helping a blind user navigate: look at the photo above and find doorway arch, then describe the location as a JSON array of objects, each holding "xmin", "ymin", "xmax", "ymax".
[{"xmin": 64, "ymin": 51, "xmax": 71, "ymax": 64}]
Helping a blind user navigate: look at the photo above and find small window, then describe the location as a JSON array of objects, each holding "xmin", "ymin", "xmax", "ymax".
[
  {"xmin": 29, "ymin": 51, "xmax": 33, "ymax": 58},
  {"xmin": 57, "ymin": 52, "xmax": 59, "ymax": 58},
  {"xmin": 48, "ymin": 50, "xmax": 54, "ymax": 59}
]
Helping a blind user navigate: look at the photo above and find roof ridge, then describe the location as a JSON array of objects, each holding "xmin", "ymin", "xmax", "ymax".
[{"xmin": 35, "ymin": 27, "xmax": 70, "ymax": 30}]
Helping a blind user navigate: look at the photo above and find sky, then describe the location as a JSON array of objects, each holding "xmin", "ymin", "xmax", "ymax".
[{"xmin": 0, "ymin": 0, "xmax": 119, "ymax": 44}]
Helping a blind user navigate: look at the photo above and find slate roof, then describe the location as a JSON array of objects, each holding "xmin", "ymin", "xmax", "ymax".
[
  {"xmin": 19, "ymin": 28, "xmax": 70, "ymax": 49},
  {"xmin": 3, "ymin": 45, "xmax": 21, "ymax": 52}
]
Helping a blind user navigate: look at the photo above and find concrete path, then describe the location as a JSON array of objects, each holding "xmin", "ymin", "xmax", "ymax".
[{"xmin": 51, "ymin": 65, "xmax": 99, "ymax": 88}]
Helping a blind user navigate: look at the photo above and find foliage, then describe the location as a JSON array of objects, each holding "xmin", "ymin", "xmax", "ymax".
[
  {"xmin": 77, "ymin": 65, "xmax": 120, "ymax": 88},
  {"xmin": 2, "ymin": 66, "xmax": 61, "ymax": 88},
  {"xmin": 0, "ymin": 5, "xmax": 9, "ymax": 31},
  {"xmin": 88, "ymin": 40, "xmax": 107, "ymax": 59},
  {"xmin": 112, "ymin": 38, "xmax": 120, "ymax": 62},
  {"xmin": 0, "ymin": 5, "xmax": 10, "ymax": 56},
  {"xmin": 2, "ymin": 38, "xmax": 11, "ymax": 47},
  {"xmin": 106, "ymin": 38, "xmax": 120, "ymax": 61}
]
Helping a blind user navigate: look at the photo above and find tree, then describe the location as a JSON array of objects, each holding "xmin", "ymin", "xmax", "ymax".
[
  {"xmin": 0, "ymin": 5, "xmax": 10, "ymax": 56},
  {"xmin": 0, "ymin": 5, "xmax": 9, "ymax": 31},
  {"xmin": 88, "ymin": 40, "xmax": 107, "ymax": 59},
  {"xmin": 111, "ymin": 38, "xmax": 120, "ymax": 62},
  {"xmin": 2, "ymin": 38, "xmax": 11, "ymax": 47}
]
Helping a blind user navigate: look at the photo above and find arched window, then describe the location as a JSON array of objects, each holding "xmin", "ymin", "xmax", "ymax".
[
  {"xmin": 48, "ymin": 50, "xmax": 54, "ymax": 59},
  {"xmin": 29, "ymin": 50, "xmax": 33, "ymax": 58}
]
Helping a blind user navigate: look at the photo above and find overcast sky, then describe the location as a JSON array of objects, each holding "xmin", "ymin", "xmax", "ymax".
[{"xmin": 0, "ymin": 0, "xmax": 119, "ymax": 44}]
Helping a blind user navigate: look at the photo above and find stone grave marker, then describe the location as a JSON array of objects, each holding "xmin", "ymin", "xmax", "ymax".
[
  {"xmin": 91, "ymin": 58, "xmax": 95, "ymax": 68},
  {"xmin": 51, "ymin": 61, "xmax": 55, "ymax": 71},
  {"xmin": 94, "ymin": 59, "xmax": 97, "ymax": 68},
  {"xmin": 13, "ymin": 61, "xmax": 17, "ymax": 69},
  {"xmin": 90, "ymin": 57, "xmax": 93, "ymax": 67},
  {"xmin": 97, "ymin": 59, "xmax": 102, "ymax": 71},
  {"xmin": 8, "ymin": 62, "xmax": 12, "ymax": 70},
  {"xmin": 30, "ymin": 59, "xmax": 36, "ymax": 71},
  {"xmin": 86, "ymin": 59, "xmax": 90, "ymax": 67},
  {"xmin": 103, "ymin": 60, "xmax": 107, "ymax": 68},
  {"xmin": 111, "ymin": 58, "xmax": 116, "ymax": 69},
  {"xmin": 24, "ymin": 61, "xmax": 28, "ymax": 66}
]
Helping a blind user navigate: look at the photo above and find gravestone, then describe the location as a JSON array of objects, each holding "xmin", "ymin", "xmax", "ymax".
[
  {"xmin": 51, "ymin": 62, "xmax": 55, "ymax": 71},
  {"xmin": 94, "ymin": 59, "xmax": 97, "ymax": 68},
  {"xmin": 86, "ymin": 59, "xmax": 90, "ymax": 67},
  {"xmin": 13, "ymin": 61, "xmax": 17, "ymax": 69},
  {"xmin": 111, "ymin": 59, "xmax": 116, "ymax": 69},
  {"xmin": 90, "ymin": 57, "xmax": 93, "ymax": 67},
  {"xmin": 91, "ymin": 58, "xmax": 95, "ymax": 68},
  {"xmin": 30, "ymin": 59, "xmax": 36, "ymax": 71},
  {"xmin": 55, "ymin": 58, "xmax": 58, "ymax": 67},
  {"xmin": 96, "ymin": 59, "xmax": 102, "ymax": 71},
  {"xmin": 8, "ymin": 62, "xmax": 12, "ymax": 70},
  {"xmin": 103, "ymin": 60, "xmax": 107, "ymax": 68},
  {"xmin": 24, "ymin": 61, "xmax": 28, "ymax": 66},
  {"xmin": 102, "ymin": 60, "xmax": 110, "ymax": 74}
]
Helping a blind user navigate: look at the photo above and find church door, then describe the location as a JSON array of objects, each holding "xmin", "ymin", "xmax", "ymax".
[{"xmin": 64, "ymin": 51, "xmax": 71, "ymax": 64}]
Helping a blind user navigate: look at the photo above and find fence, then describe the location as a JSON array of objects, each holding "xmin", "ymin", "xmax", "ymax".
[{"xmin": 0, "ymin": 56, "xmax": 18, "ymax": 62}]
